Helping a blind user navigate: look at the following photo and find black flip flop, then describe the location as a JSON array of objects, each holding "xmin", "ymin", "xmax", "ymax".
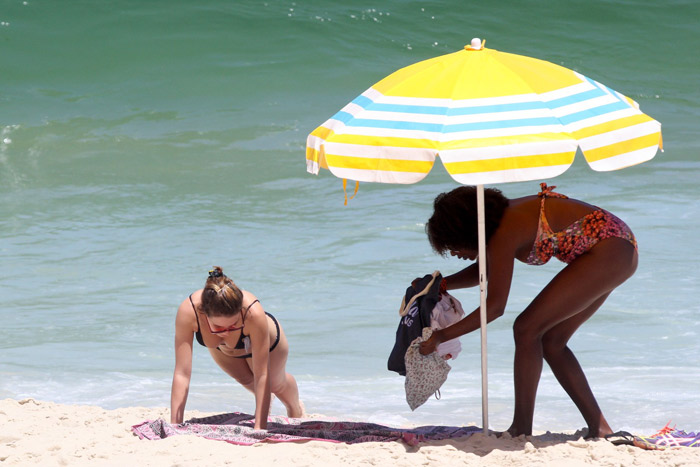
[{"xmin": 605, "ymin": 431, "xmax": 636, "ymax": 446}]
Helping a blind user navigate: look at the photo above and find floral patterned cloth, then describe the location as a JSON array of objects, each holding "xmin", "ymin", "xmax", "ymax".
[
  {"xmin": 404, "ymin": 327, "xmax": 451, "ymax": 411},
  {"xmin": 131, "ymin": 412, "xmax": 480, "ymax": 446},
  {"xmin": 526, "ymin": 183, "xmax": 637, "ymax": 265}
]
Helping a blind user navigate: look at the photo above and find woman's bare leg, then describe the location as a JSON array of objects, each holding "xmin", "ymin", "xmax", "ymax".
[
  {"xmin": 264, "ymin": 333, "xmax": 303, "ymax": 418},
  {"xmin": 508, "ymin": 239, "xmax": 637, "ymax": 436},
  {"xmin": 541, "ymin": 294, "xmax": 612, "ymax": 438},
  {"xmin": 208, "ymin": 326, "xmax": 302, "ymax": 418}
]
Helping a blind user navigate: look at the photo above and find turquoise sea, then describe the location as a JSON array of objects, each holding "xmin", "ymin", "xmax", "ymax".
[{"xmin": 2, "ymin": 0, "xmax": 698, "ymax": 434}]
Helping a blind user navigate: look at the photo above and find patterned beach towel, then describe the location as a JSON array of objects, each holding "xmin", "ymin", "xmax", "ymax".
[{"xmin": 132, "ymin": 412, "xmax": 480, "ymax": 446}]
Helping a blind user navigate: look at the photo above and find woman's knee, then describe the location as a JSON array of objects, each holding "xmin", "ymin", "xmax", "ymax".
[
  {"xmin": 270, "ymin": 375, "xmax": 288, "ymax": 395},
  {"xmin": 512, "ymin": 314, "xmax": 543, "ymax": 346}
]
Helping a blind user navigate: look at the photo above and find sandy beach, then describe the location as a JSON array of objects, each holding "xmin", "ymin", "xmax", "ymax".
[{"xmin": 1, "ymin": 398, "xmax": 698, "ymax": 466}]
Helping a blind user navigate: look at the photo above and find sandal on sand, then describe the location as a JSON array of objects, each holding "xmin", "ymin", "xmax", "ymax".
[{"xmin": 605, "ymin": 431, "xmax": 636, "ymax": 446}]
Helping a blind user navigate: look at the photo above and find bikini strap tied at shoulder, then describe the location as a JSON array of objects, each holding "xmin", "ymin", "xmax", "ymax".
[{"xmin": 537, "ymin": 182, "xmax": 568, "ymax": 199}]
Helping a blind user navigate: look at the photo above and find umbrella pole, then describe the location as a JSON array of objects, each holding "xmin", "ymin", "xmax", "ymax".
[{"xmin": 476, "ymin": 184, "xmax": 489, "ymax": 434}]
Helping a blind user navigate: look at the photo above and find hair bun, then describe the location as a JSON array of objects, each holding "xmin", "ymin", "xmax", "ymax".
[{"xmin": 208, "ymin": 267, "xmax": 224, "ymax": 279}]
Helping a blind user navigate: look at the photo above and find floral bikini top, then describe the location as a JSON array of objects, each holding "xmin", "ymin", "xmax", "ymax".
[{"xmin": 525, "ymin": 183, "xmax": 637, "ymax": 265}]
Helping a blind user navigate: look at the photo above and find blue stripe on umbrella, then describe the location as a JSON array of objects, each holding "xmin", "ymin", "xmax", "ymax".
[
  {"xmin": 558, "ymin": 101, "xmax": 631, "ymax": 125},
  {"xmin": 545, "ymin": 88, "xmax": 608, "ymax": 109},
  {"xmin": 330, "ymin": 111, "xmax": 356, "ymax": 124},
  {"xmin": 341, "ymin": 116, "xmax": 562, "ymax": 132},
  {"xmin": 332, "ymin": 85, "xmax": 630, "ymax": 132}
]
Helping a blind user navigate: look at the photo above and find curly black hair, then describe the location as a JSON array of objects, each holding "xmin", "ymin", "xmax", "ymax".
[{"xmin": 426, "ymin": 186, "xmax": 510, "ymax": 256}]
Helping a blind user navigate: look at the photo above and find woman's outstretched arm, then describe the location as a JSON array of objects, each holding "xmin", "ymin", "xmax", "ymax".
[
  {"xmin": 443, "ymin": 262, "xmax": 480, "ymax": 290},
  {"xmin": 171, "ymin": 300, "xmax": 195, "ymax": 424},
  {"xmin": 246, "ymin": 298, "xmax": 272, "ymax": 430},
  {"xmin": 421, "ymin": 244, "xmax": 516, "ymax": 354}
]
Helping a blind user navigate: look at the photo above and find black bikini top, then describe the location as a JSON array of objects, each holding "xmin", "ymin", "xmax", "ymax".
[{"xmin": 189, "ymin": 294, "xmax": 258, "ymax": 349}]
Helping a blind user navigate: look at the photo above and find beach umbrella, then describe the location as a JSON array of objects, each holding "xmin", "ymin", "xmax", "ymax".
[{"xmin": 305, "ymin": 38, "xmax": 662, "ymax": 432}]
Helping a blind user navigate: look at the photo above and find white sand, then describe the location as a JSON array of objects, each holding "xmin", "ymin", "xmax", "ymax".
[{"xmin": 1, "ymin": 398, "xmax": 699, "ymax": 466}]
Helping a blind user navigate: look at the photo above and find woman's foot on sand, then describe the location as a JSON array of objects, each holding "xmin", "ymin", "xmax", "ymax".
[
  {"xmin": 584, "ymin": 426, "xmax": 613, "ymax": 440},
  {"xmin": 506, "ymin": 424, "xmax": 531, "ymax": 438}
]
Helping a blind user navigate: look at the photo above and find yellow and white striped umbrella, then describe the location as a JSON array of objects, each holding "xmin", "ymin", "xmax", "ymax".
[
  {"xmin": 306, "ymin": 39, "xmax": 662, "ymax": 185},
  {"xmin": 305, "ymin": 39, "xmax": 662, "ymax": 432}
]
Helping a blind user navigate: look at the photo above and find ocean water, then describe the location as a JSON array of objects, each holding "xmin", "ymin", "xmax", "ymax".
[{"xmin": 1, "ymin": 0, "xmax": 698, "ymax": 435}]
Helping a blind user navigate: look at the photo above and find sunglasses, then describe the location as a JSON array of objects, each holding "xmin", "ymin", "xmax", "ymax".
[{"xmin": 207, "ymin": 318, "xmax": 244, "ymax": 334}]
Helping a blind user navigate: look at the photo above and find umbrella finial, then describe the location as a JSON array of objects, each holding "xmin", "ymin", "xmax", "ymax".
[{"xmin": 465, "ymin": 38, "xmax": 484, "ymax": 51}]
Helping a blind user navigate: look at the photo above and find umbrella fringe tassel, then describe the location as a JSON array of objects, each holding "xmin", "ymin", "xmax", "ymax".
[{"xmin": 343, "ymin": 179, "xmax": 360, "ymax": 206}]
